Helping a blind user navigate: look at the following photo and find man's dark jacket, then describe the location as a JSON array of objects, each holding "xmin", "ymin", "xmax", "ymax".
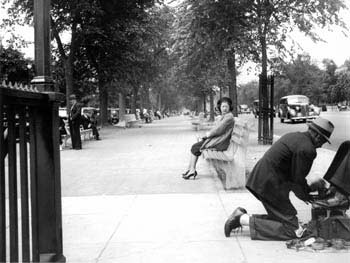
[
  {"xmin": 69, "ymin": 102, "xmax": 82, "ymax": 149},
  {"xmin": 246, "ymin": 132, "xmax": 316, "ymax": 214}
]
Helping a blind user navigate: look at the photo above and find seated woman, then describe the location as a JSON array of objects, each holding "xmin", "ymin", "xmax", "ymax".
[{"xmin": 182, "ymin": 97, "xmax": 235, "ymax": 180}]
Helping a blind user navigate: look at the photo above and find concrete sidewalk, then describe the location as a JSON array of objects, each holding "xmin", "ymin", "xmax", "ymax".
[{"xmin": 60, "ymin": 115, "xmax": 348, "ymax": 263}]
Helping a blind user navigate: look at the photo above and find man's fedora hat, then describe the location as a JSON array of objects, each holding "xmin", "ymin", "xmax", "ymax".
[
  {"xmin": 307, "ymin": 117, "xmax": 334, "ymax": 144},
  {"xmin": 69, "ymin": 94, "xmax": 77, "ymax": 100}
]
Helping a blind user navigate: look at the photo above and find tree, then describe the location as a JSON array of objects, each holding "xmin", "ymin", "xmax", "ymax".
[
  {"xmin": 171, "ymin": 0, "xmax": 256, "ymax": 116},
  {"xmin": 331, "ymin": 72, "xmax": 350, "ymax": 104},
  {"xmin": 0, "ymin": 46, "xmax": 33, "ymax": 84},
  {"xmin": 2, "ymin": 0, "xmax": 102, "ymax": 109},
  {"xmin": 237, "ymin": 80, "xmax": 259, "ymax": 105},
  {"xmin": 81, "ymin": 1, "xmax": 168, "ymax": 123},
  {"xmin": 274, "ymin": 54, "xmax": 323, "ymax": 103},
  {"xmin": 2, "ymin": 0, "xmax": 166, "ymax": 124},
  {"xmin": 321, "ymin": 59, "xmax": 338, "ymax": 103},
  {"xmin": 245, "ymin": 0, "xmax": 347, "ymax": 142}
]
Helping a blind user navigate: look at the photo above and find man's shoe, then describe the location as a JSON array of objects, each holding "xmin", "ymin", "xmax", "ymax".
[
  {"xmin": 313, "ymin": 193, "xmax": 349, "ymax": 209},
  {"xmin": 224, "ymin": 207, "xmax": 247, "ymax": 237}
]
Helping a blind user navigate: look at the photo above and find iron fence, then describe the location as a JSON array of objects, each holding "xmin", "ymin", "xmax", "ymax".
[{"xmin": 0, "ymin": 81, "xmax": 65, "ymax": 262}]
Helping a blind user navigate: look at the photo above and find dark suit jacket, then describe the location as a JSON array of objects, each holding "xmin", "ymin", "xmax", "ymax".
[
  {"xmin": 69, "ymin": 102, "xmax": 82, "ymax": 149},
  {"xmin": 246, "ymin": 132, "xmax": 316, "ymax": 213},
  {"xmin": 69, "ymin": 103, "xmax": 82, "ymax": 124}
]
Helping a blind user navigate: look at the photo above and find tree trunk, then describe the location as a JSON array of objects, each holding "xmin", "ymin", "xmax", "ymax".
[
  {"xmin": 157, "ymin": 92, "xmax": 162, "ymax": 111},
  {"xmin": 64, "ymin": 58, "xmax": 73, "ymax": 111},
  {"xmin": 119, "ymin": 92, "xmax": 126, "ymax": 121},
  {"xmin": 131, "ymin": 85, "xmax": 138, "ymax": 114},
  {"xmin": 227, "ymin": 49, "xmax": 238, "ymax": 116},
  {"xmin": 260, "ymin": 34, "xmax": 269, "ymax": 144},
  {"xmin": 145, "ymin": 88, "xmax": 150, "ymax": 109},
  {"xmin": 99, "ymin": 81, "xmax": 109, "ymax": 126},
  {"xmin": 203, "ymin": 94, "xmax": 207, "ymax": 116},
  {"xmin": 139, "ymin": 86, "xmax": 145, "ymax": 110},
  {"xmin": 51, "ymin": 18, "xmax": 76, "ymax": 112},
  {"xmin": 209, "ymin": 90, "xmax": 214, "ymax": 121}
]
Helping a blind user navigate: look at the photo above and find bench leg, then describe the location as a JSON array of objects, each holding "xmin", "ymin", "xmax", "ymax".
[
  {"xmin": 224, "ymin": 161, "xmax": 245, "ymax": 189},
  {"xmin": 63, "ymin": 137, "xmax": 68, "ymax": 148},
  {"xmin": 207, "ymin": 159, "xmax": 245, "ymax": 190}
]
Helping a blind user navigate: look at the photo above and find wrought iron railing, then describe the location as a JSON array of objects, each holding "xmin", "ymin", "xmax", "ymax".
[{"xmin": 0, "ymin": 81, "xmax": 65, "ymax": 262}]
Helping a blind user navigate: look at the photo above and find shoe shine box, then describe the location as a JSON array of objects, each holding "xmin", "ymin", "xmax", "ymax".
[
  {"xmin": 311, "ymin": 206, "xmax": 346, "ymax": 220},
  {"xmin": 316, "ymin": 215, "xmax": 350, "ymax": 240}
]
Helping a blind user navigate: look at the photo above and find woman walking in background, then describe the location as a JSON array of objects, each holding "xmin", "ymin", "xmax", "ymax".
[{"xmin": 182, "ymin": 97, "xmax": 235, "ymax": 180}]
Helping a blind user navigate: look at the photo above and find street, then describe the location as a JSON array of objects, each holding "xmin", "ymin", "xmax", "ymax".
[{"xmin": 243, "ymin": 111, "xmax": 350, "ymax": 151}]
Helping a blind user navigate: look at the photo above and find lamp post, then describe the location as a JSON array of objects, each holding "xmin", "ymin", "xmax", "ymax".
[
  {"xmin": 32, "ymin": 1, "xmax": 66, "ymax": 261},
  {"xmin": 32, "ymin": 0, "xmax": 54, "ymax": 91}
]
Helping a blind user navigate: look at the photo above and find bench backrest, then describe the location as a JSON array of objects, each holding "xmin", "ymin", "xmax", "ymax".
[
  {"xmin": 224, "ymin": 118, "xmax": 249, "ymax": 156},
  {"xmin": 231, "ymin": 118, "xmax": 249, "ymax": 145}
]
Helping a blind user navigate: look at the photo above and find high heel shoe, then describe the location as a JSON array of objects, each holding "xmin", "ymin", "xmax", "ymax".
[
  {"xmin": 182, "ymin": 170, "xmax": 190, "ymax": 178},
  {"xmin": 183, "ymin": 171, "xmax": 197, "ymax": 180}
]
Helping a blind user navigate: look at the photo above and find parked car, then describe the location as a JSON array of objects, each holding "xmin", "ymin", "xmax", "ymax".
[
  {"xmin": 81, "ymin": 107, "xmax": 98, "ymax": 117},
  {"xmin": 338, "ymin": 104, "xmax": 348, "ymax": 111},
  {"xmin": 278, "ymin": 95, "xmax": 320, "ymax": 123},
  {"xmin": 239, "ymin": 104, "xmax": 251, "ymax": 114}
]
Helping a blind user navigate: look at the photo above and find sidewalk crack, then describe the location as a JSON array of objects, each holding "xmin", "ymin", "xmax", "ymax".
[{"xmin": 95, "ymin": 195, "xmax": 139, "ymax": 263}]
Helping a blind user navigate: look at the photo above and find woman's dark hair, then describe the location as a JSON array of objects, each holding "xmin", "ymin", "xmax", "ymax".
[{"xmin": 217, "ymin": 97, "xmax": 233, "ymax": 112}]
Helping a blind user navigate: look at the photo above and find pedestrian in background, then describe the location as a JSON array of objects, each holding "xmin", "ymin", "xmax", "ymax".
[
  {"xmin": 90, "ymin": 109, "xmax": 101, "ymax": 140},
  {"xmin": 68, "ymin": 94, "xmax": 82, "ymax": 150}
]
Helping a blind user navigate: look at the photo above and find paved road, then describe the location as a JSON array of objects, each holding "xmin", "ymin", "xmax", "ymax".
[{"xmin": 242, "ymin": 111, "xmax": 350, "ymax": 151}]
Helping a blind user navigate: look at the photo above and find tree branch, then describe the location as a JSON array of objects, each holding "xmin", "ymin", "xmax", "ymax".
[{"xmin": 50, "ymin": 16, "xmax": 67, "ymax": 60}]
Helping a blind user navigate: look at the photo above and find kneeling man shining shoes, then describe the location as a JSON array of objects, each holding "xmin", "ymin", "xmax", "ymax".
[{"xmin": 224, "ymin": 118, "xmax": 350, "ymax": 240}]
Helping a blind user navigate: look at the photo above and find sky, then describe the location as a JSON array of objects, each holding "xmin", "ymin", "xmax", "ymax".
[{"xmin": 1, "ymin": 1, "xmax": 350, "ymax": 84}]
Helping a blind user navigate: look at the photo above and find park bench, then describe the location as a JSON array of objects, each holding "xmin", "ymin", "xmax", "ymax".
[
  {"xmin": 80, "ymin": 128, "xmax": 93, "ymax": 140},
  {"xmin": 114, "ymin": 113, "xmax": 142, "ymax": 128},
  {"xmin": 202, "ymin": 118, "xmax": 249, "ymax": 190},
  {"xmin": 61, "ymin": 134, "xmax": 70, "ymax": 148},
  {"xmin": 61, "ymin": 126, "xmax": 99, "ymax": 148}
]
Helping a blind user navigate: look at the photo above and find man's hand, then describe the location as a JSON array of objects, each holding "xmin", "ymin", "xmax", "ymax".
[{"xmin": 309, "ymin": 178, "xmax": 327, "ymax": 193}]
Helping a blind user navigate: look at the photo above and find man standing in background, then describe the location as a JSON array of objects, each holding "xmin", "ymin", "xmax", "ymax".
[{"xmin": 68, "ymin": 94, "xmax": 82, "ymax": 150}]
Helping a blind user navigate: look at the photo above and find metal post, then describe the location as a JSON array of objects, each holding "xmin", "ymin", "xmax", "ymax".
[
  {"xmin": 269, "ymin": 75, "xmax": 274, "ymax": 144},
  {"xmin": 32, "ymin": 1, "xmax": 65, "ymax": 261},
  {"xmin": 32, "ymin": 0, "xmax": 54, "ymax": 92},
  {"xmin": 258, "ymin": 75, "xmax": 261, "ymax": 144}
]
